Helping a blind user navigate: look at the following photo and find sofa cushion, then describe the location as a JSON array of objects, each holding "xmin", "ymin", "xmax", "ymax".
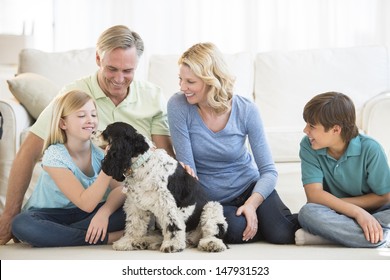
[
  {"xmin": 148, "ymin": 52, "xmax": 254, "ymax": 102},
  {"xmin": 7, "ymin": 73, "xmax": 60, "ymax": 119},
  {"xmin": 254, "ymin": 46, "xmax": 390, "ymax": 162},
  {"xmin": 18, "ymin": 48, "xmax": 97, "ymax": 88}
]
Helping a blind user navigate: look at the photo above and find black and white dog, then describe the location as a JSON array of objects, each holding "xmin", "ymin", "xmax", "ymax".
[{"xmin": 92, "ymin": 122, "xmax": 228, "ymax": 253}]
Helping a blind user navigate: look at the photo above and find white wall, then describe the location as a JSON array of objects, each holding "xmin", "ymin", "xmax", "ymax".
[{"xmin": 1, "ymin": 0, "xmax": 390, "ymax": 79}]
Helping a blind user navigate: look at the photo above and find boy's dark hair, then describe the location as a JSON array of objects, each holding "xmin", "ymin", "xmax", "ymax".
[{"xmin": 303, "ymin": 92, "xmax": 359, "ymax": 142}]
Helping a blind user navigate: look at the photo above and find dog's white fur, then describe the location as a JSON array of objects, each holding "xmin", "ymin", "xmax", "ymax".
[{"xmin": 92, "ymin": 123, "xmax": 228, "ymax": 253}]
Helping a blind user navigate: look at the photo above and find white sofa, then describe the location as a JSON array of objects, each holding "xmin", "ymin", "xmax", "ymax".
[{"xmin": 1, "ymin": 45, "xmax": 390, "ymax": 217}]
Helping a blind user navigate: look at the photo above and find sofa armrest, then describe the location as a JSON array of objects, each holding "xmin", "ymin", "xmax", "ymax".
[
  {"xmin": 0, "ymin": 97, "xmax": 33, "ymax": 149},
  {"xmin": 0, "ymin": 97, "xmax": 34, "ymax": 213},
  {"xmin": 362, "ymin": 91, "xmax": 390, "ymax": 159}
]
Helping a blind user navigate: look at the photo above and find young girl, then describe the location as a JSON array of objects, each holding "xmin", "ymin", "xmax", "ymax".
[{"xmin": 11, "ymin": 90, "xmax": 126, "ymax": 247}]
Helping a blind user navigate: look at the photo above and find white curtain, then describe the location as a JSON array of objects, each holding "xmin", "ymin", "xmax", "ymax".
[{"xmin": 1, "ymin": 0, "xmax": 390, "ymax": 65}]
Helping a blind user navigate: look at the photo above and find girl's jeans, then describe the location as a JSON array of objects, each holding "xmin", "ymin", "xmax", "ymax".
[
  {"xmin": 298, "ymin": 202, "xmax": 390, "ymax": 248},
  {"xmin": 12, "ymin": 202, "xmax": 125, "ymax": 247},
  {"xmin": 222, "ymin": 185, "xmax": 300, "ymax": 244}
]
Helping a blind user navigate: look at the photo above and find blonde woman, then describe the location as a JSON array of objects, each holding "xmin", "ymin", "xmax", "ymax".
[
  {"xmin": 168, "ymin": 43, "xmax": 299, "ymax": 244},
  {"xmin": 11, "ymin": 90, "xmax": 125, "ymax": 247}
]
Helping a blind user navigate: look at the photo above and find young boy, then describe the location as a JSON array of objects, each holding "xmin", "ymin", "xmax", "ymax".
[{"xmin": 295, "ymin": 92, "xmax": 390, "ymax": 248}]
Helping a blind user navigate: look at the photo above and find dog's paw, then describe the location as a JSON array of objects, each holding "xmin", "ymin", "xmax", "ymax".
[
  {"xmin": 160, "ymin": 240, "xmax": 185, "ymax": 253},
  {"xmin": 113, "ymin": 236, "xmax": 148, "ymax": 251},
  {"xmin": 113, "ymin": 236, "xmax": 134, "ymax": 251},
  {"xmin": 198, "ymin": 237, "xmax": 227, "ymax": 252},
  {"xmin": 138, "ymin": 232, "xmax": 163, "ymax": 250}
]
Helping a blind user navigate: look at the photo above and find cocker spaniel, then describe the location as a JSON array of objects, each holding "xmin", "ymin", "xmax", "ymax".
[{"xmin": 92, "ymin": 122, "xmax": 228, "ymax": 253}]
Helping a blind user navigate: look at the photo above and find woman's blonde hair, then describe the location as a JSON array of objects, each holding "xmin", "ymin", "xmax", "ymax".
[
  {"xmin": 179, "ymin": 42, "xmax": 235, "ymax": 114},
  {"xmin": 43, "ymin": 90, "xmax": 96, "ymax": 152}
]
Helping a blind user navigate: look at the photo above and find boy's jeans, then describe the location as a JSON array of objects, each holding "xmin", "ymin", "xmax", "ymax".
[{"xmin": 299, "ymin": 203, "xmax": 390, "ymax": 248}]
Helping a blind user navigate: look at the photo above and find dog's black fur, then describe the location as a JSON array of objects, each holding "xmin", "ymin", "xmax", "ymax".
[{"xmin": 100, "ymin": 122, "xmax": 149, "ymax": 182}]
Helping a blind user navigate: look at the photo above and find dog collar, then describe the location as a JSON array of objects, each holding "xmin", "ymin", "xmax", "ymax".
[
  {"xmin": 131, "ymin": 149, "xmax": 153, "ymax": 170},
  {"xmin": 123, "ymin": 148, "xmax": 154, "ymax": 178}
]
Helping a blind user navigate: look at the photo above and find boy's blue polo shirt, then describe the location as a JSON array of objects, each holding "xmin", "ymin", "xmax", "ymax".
[{"xmin": 300, "ymin": 134, "xmax": 390, "ymax": 198}]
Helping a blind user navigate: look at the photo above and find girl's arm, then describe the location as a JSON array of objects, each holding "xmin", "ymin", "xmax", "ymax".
[
  {"xmin": 85, "ymin": 179, "xmax": 126, "ymax": 244},
  {"xmin": 43, "ymin": 166, "xmax": 112, "ymax": 213},
  {"xmin": 95, "ymin": 178, "xmax": 125, "ymax": 218}
]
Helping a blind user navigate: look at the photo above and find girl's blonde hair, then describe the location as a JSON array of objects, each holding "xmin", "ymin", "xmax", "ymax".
[
  {"xmin": 43, "ymin": 90, "xmax": 96, "ymax": 152},
  {"xmin": 179, "ymin": 42, "xmax": 235, "ymax": 114}
]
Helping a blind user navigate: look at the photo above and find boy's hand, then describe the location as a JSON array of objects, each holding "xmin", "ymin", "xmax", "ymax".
[{"xmin": 355, "ymin": 209, "xmax": 383, "ymax": 244}]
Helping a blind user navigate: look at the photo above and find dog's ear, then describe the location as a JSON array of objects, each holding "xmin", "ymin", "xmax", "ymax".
[
  {"xmin": 100, "ymin": 122, "xmax": 150, "ymax": 181},
  {"xmin": 132, "ymin": 133, "xmax": 150, "ymax": 155},
  {"xmin": 101, "ymin": 136, "xmax": 133, "ymax": 181},
  {"xmin": 120, "ymin": 124, "xmax": 149, "ymax": 155}
]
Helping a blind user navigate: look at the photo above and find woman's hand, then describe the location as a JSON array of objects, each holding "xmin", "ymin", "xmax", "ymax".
[
  {"xmin": 180, "ymin": 162, "xmax": 198, "ymax": 179},
  {"xmin": 236, "ymin": 192, "xmax": 264, "ymax": 241},
  {"xmin": 236, "ymin": 203, "xmax": 258, "ymax": 241}
]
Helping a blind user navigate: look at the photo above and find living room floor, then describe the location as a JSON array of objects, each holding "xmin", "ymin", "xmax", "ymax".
[
  {"xmin": 2, "ymin": 240, "xmax": 389, "ymax": 280},
  {"xmin": 1, "ymin": 240, "xmax": 389, "ymax": 260}
]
